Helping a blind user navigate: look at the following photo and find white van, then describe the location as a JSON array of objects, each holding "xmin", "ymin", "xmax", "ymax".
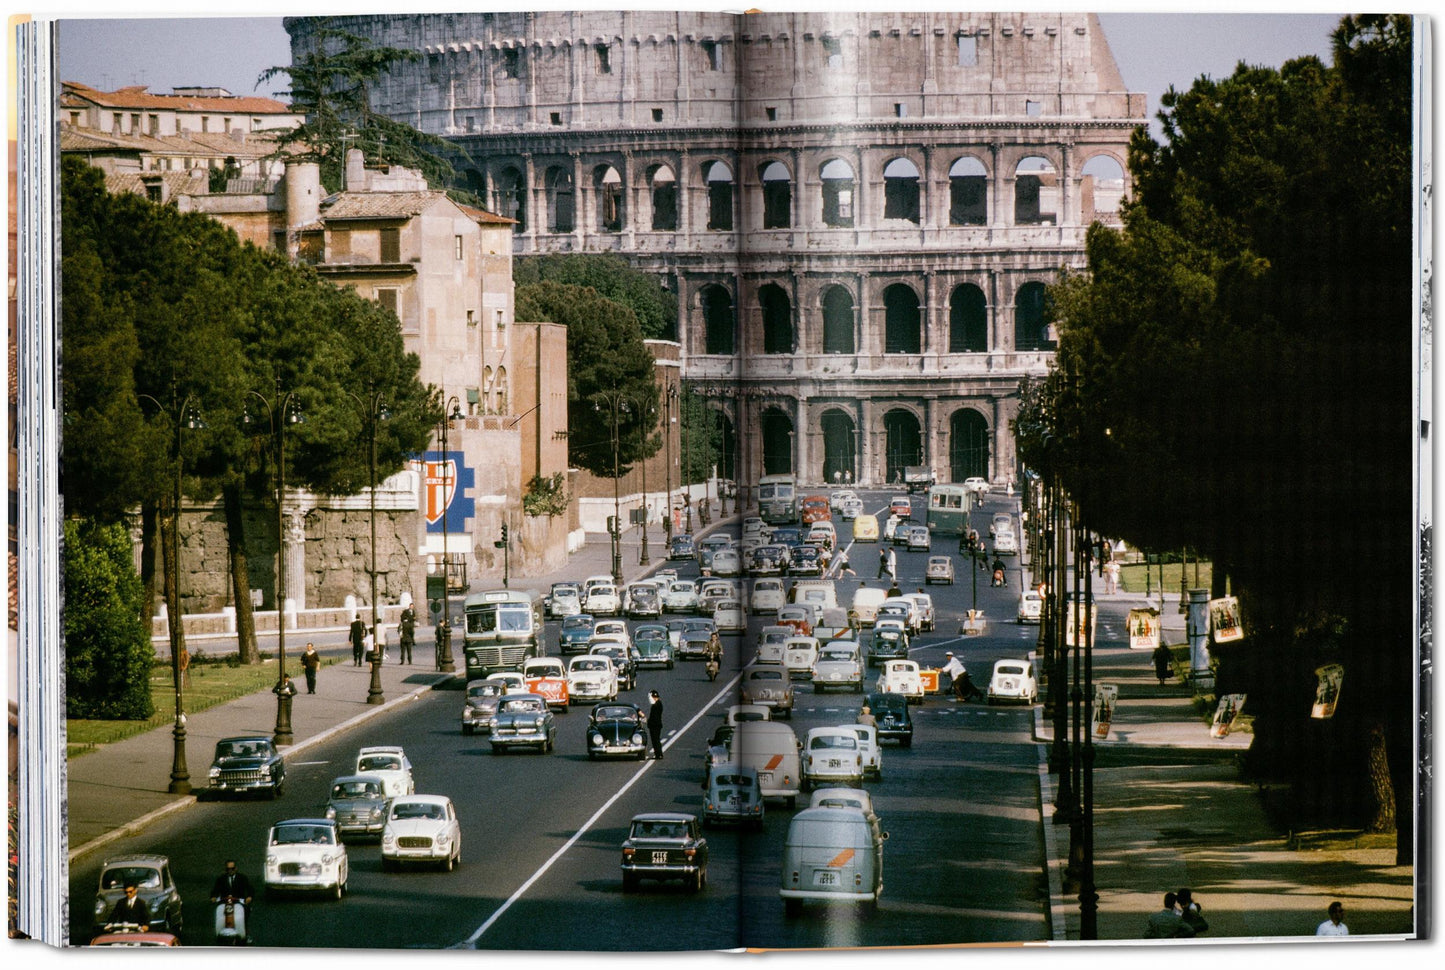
[
  {"xmin": 849, "ymin": 586, "xmax": 888, "ymax": 627},
  {"xmin": 731, "ymin": 720, "xmax": 803, "ymax": 808},
  {"xmin": 788, "ymin": 579, "xmax": 839, "ymax": 612},
  {"xmin": 780, "ymin": 807, "xmax": 886, "ymax": 916}
]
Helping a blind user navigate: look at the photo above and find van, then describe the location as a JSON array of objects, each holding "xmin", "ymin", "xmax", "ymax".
[
  {"xmin": 852, "ymin": 514, "xmax": 880, "ymax": 542},
  {"xmin": 788, "ymin": 579, "xmax": 838, "ymax": 611},
  {"xmin": 731, "ymin": 720, "xmax": 803, "ymax": 808},
  {"xmin": 779, "ymin": 807, "xmax": 886, "ymax": 916},
  {"xmin": 849, "ymin": 586, "xmax": 888, "ymax": 627}
]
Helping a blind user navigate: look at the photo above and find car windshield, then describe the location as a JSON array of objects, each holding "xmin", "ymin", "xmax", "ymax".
[
  {"xmin": 391, "ymin": 802, "xmax": 445, "ymax": 821},
  {"xmin": 713, "ymin": 775, "xmax": 752, "ymax": 789},
  {"xmin": 810, "ymin": 734, "xmax": 858, "ymax": 750},
  {"xmin": 997, "ymin": 664, "xmax": 1027, "ymax": 676},
  {"xmin": 272, "ymin": 824, "xmax": 335, "ymax": 846},
  {"xmin": 632, "ymin": 821, "xmax": 686, "ymax": 840},
  {"xmin": 670, "ymin": 582, "xmax": 694, "ymax": 593},
  {"xmin": 820, "ymin": 650, "xmax": 854, "ymax": 662},
  {"xmin": 750, "ymin": 670, "xmax": 783, "ymax": 681},
  {"xmin": 217, "ymin": 740, "xmax": 266, "ymax": 759},
  {"xmin": 573, "ymin": 659, "xmax": 608, "ymax": 671},
  {"xmin": 501, "ymin": 699, "xmax": 544, "ymax": 713},
  {"xmin": 595, "ymin": 706, "xmax": 637, "ymax": 720},
  {"xmin": 468, "ymin": 684, "xmax": 502, "ymax": 699},
  {"xmin": 100, "ymin": 867, "xmax": 162, "ymax": 890},
  {"xmin": 562, "ymin": 616, "xmax": 592, "ymax": 631},
  {"xmin": 332, "ymin": 781, "xmax": 382, "ymax": 798},
  {"xmin": 817, "ymin": 797, "xmax": 865, "ymax": 810},
  {"xmin": 358, "ymin": 755, "xmax": 402, "ymax": 772}
]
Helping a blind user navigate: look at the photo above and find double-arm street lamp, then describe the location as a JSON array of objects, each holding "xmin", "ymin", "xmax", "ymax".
[
  {"xmin": 246, "ymin": 378, "xmax": 305, "ymax": 746},
  {"xmin": 138, "ymin": 382, "xmax": 205, "ymax": 794},
  {"xmin": 347, "ymin": 386, "xmax": 390, "ymax": 706},
  {"xmin": 594, "ymin": 388, "xmax": 632, "ymax": 585},
  {"xmin": 436, "ymin": 393, "xmax": 463, "ymax": 673}
]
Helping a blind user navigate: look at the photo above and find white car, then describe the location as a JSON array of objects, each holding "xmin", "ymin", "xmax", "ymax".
[
  {"xmin": 547, "ymin": 583, "xmax": 582, "ymax": 618},
  {"xmin": 783, "ymin": 636, "xmax": 820, "ymax": 681},
  {"xmin": 486, "ymin": 671, "xmax": 527, "ymax": 695},
  {"xmin": 963, "ymin": 476, "xmax": 989, "ymax": 497},
  {"xmin": 806, "ymin": 521, "xmax": 836, "ymax": 550},
  {"xmin": 742, "ymin": 516, "xmax": 771, "ymax": 542},
  {"xmin": 582, "ymin": 574, "xmax": 614, "ymax": 595},
  {"xmin": 725, "ymin": 703, "xmax": 773, "ymax": 725},
  {"xmin": 994, "ymin": 529, "xmax": 1019, "ymax": 555},
  {"xmin": 850, "ymin": 724, "xmax": 883, "ymax": 780},
  {"xmin": 568, "ymin": 654, "xmax": 619, "ymax": 703},
  {"xmin": 840, "ymin": 497, "xmax": 863, "ymax": 520},
  {"xmin": 989, "ymin": 512, "xmax": 1012, "ymax": 538},
  {"xmin": 591, "ymin": 619, "xmax": 632, "ymax": 651},
  {"xmin": 828, "ymin": 490, "xmax": 856, "ymax": 512},
  {"xmin": 662, "ymin": 580, "xmax": 700, "ymax": 613},
  {"xmin": 263, "ymin": 819, "xmax": 348, "ymax": 899},
  {"xmin": 354, "ymin": 746, "xmax": 414, "ymax": 798},
  {"xmin": 902, "ymin": 592, "xmax": 936, "ymax": 632},
  {"xmin": 802, "ymin": 727, "xmax": 864, "ymax": 789},
  {"xmin": 380, "ymin": 795, "xmax": 462, "ymax": 872},
  {"xmin": 750, "ymin": 579, "xmax": 787, "ymax": 615},
  {"xmin": 714, "ymin": 598, "xmax": 747, "ymax": 634},
  {"xmin": 987, "ymin": 659, "xmax": 1038, "ymax": 705},
  {"xmin": 811, "ymin": 641, "xmax": 864, "ymax": 693},
  {"xmin": 712, "ymin": 548, "xmax": 743, "ymax": 577},
  {"xmin": 584, "ymin": 583, "xmax": 622, "ymax": 616},
  {"xmin": 875, "ymin": 659, "xmax": 924, "ymax": 703},
  {"xmin": 1017, "ymin": 589, "xmax": 1044, "ymax": 624}
]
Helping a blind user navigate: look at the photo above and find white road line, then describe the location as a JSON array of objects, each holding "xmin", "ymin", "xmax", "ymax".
[{"xmin": 463, "ymin": 671, "xmax": 744, "ymax": 945}]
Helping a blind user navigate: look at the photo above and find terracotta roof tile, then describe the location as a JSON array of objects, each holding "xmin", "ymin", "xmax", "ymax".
[
  {"xmin": 62, "ymin": 80, "xmax": 297, "ymax": 116},
  {"xmin": 104, "ymin": 170, "xmax": 209, "ymax": 197},
  {"xmin": 458, "ymin": 203, "xmax": 517, "ymax": 226},
  {"xmin": 320, "ymin": 191, "xmax": 449, "ymax": 220}
]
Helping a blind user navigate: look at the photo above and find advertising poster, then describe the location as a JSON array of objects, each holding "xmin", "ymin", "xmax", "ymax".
[
  {"xmin": 1209, "ymin": 596, "xmax": 1245, "ymax": 643},
  {"xmin": 1312, "ymin": 664, "xmax": 1345, "ymax": 719},
  {"xmin": 1064, "ymin": 601, "xmax": 1097, "ymax": 648},
  {"xmin": 1127, "ymin": 608, "xmax": 1161, "ymax": 650},
  {"xmin": 1211, "ymin": 694, "xmax": 1247, "ymax": 738},
  {"xmin": 1093, "ymin": 684, "xmax": 1119, "ymax": 739}
]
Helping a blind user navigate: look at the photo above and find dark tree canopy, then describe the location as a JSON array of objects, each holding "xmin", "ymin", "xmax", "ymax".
[
  {"xmin": 64, "ymin": 519, "xmax": 154, "ymax": 720},
  {"xmin": 514, "ymin": 253, "xmax": 677, "ymax": 340}
]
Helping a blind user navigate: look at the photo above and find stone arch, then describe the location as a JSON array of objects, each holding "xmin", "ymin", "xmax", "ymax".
[
  {"xmin": 594, "ymin": 164, "xmax": 624, "ymax": 232},
  {"xmin": 760, "ymin": 407, "xmax": 795, "ymax": 475},
  {"xmin": 1014, "ymin": 155, "xmax": 1058, "ymax": 225},
  {"xmin": 949, "ymin": 283, "xmax": 987, "ymax": 353},
  {"xmin": 882, "ymin": 156, "xmax": 921, "ymax": 223},
  {"xmin": 882, "ymin": 282, "xmax": 921, "ymax": 354},
  {"xmin": 948, "ymin": 156, "xmax": 987, "ymax": 225},
  {"xmin": 760, "ymin": 160, "xmax": 792, "ymax": 229},
  {"xmin": 699, "ymin": 283, "xmax": 735, "ymax": 356},
  {"xmin": 544, "ymin": 165, "xmax": 574, "ymax": 233},
  {"xmin": 704, "ymin": 159, "xmax": 734, "ymax": 231},
  {"xmin": 819, "ymin": 408, "xmax": 858, "ymax": 484},
  {"xmin": 648, "ymin": 163, "xmax": 677, "ymax": 231},
  {"xmin": 493, "ymin": 165, "xmax": 526, "ymax": 232},
  {"xmin": 1014, "ymin": 281, "xmax": 1053, "ymax": 351},
  {"xmin": 882, "ymin": 408, "xmax": 923, "ymax": 484},
  {"xmin": 821, "ymin": 285, "xmax": 855, "ymax": 354},
  {"xmin": 758, "ymin": 283, "xmax": 793, "ymax": 355},
  {"xmin": 1080, "ymin": 154, "xmax": 1125, "ymax": 218},
  {"xmin": 819, "ymin": 157, "xmax": 856, "ymax": 228},
  {"xmin": 493, "ymin": 366, "xmax": 509, "ymax": 415},
  {"xmin": 949, "ymin": 408, "xmax": 990, "ymax": 481}
]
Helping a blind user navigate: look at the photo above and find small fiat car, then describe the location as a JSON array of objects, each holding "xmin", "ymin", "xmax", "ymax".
[
  {"xmin": 812, "ymin": 641, "xmax": 864, "ymax": 693},
  {"xmin": 354, "ymin": 746, "xmax": 414, "ymax": 798},
  {"xmin": 558, "ymin": 613, "xmax": 597, "ymax": 653},
  {"xmin": 987, "ymin": 659, "xmax": 1038, "ymax": 705},
  {"xmin": 703, "ymin": 763, "xmax": 765, "ymax": 829},
  {"xmin": 325, "ymin": 774, "xmax": 390, "ymax": 840},
  {"xmin": 568, "ymin": 654, "xmax": 619, "ymax": 703},
  {"xmin": 875, "ymin": 659, "xmax": 924, "ymax": 703},
  {"xmin": 740, "ymin": 666, "xmax": 795, "ymax": 717},
  {"xmin": 380, "ymin": 795, "xmax": 462, "ymax": 871},
  {"xmin": 620, "ymin": 813, "xmax": 710, "ymax": 893},
  {"xmin": 1017, "ymin": 589, "xmax": 1044, "ymax": 624},
  {"xmin": 802, "ymin": 727, "xmax": 865, "ymax": 789},
  {"xmin": 263, "ymin": 819, "xmax": 348, "ymax": 899}
]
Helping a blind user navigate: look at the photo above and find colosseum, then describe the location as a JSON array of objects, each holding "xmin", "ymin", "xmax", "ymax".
[{"xmin": 287, "ymin": 11, "xmax": 1144, "ymax": 489}]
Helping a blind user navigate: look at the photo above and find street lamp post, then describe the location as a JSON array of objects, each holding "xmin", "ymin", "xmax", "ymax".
[
  {"xmin": 594, "ymin": 389, "xmax": 630, "ymax": 585},
  {"xmin": 348, "ymin": 387, "xmax": 389, "ymax": 706},
  {"xmin": 664, "ymin": 383, "xmax": 677, "ymax": 541},
  {"xmin": 682, "ymin": 385, "xmax": 693, "ymax": 533},
  {"xmin": 139, "ymin": 383, "xmax": 204, "ymax": 794},
  {"xmin": 246, "ymin": 377, "xmax": 304, "ymax": 746},
  {"xmin": 436, "ymin": 393, "xmax": 462, "ymax": 672},
  {"xmin": 638, "ymin": 404, "xmax": 651, "ymax": 565}
]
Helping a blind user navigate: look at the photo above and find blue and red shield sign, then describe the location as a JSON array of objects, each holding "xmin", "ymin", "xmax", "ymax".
[
  {"xmin": 414, "ymin": 451, "xmax": 475, "ymax": 534},
  {"xmin": 424, "ymin": 458, "xmax": 457, "ymax": 525}
]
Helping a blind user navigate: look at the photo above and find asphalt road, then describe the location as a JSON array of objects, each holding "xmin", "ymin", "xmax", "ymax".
[{"xmin": 69, "ymin": 490, "xmax": 1050, "ymax": 951}]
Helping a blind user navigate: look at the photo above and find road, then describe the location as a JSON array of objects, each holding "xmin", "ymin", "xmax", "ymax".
[{"xmin": 69, "ymin": 489, "xmax": 1050, "ymax": 950}]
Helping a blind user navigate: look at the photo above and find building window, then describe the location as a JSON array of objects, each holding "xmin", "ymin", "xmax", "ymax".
[
  {"xmin": 550, "ymin": 112, "xmax": 562, "ymax": 126},
  {"xmin": 822, "ymin": 36, "xmax": 843, "ymax": 69},
  {"xmin": 652, "ymin": 108, "xmax": 664, "ymax": 122},
  {"xmin": 112, "ymin": 112, "xmax": 122, "ymax": 131},
  {"xmin": 894, "ymin": 103, "xmax": 907, "ymax": 118},
  {"xmin": 130, "ymin": 113, "xmax": 140, "ymax": 132},
  {"xmin": 201, "ymin": 116, "xmax": 209, "ymax": 133},
  {"xmin": 701, "ymin": 39, "xmax": 722, "ymax": 71},
  {"xmin": 380, "ymin": 228, "xmax": 401, "ymax": 263},
  {"xmin": 765, "ymin": 106, "xmax": 778, "ymax": 121},
  {"xmin": 546, "ymin": 166, "xmax": 575, "ymax": 233},
  {"xmin": 465, "ymin": 116, "xmax": 476, "ymax": 132},
  {"xmin": 503, "ymin": 48, "xmax": 521, "ymax": 78},
  {"xmin": 223, "ymin": 116, "xmax": 232, "ymax": 132},
  {"xmin": 949, "ymin": 156, "xmax": 988, "ymax": 225},
  {"xmin": 376, "ymin": 288, "xmax": 400, "ymax": 321},
  {"xmin": 759, "ymin": 284, "xmax": 793, "ymax": 355},
  {"xmin": 650, "ymin": 165, "xmax": 678, "ymax": 231},
  {"xmin": 597, "ymin": 166, "xmax": 624, "ymax": 232},
  {"xmin": 820, "ymin": 159, "xmax": 855, "ymax": 228},
  {"xmin": 1015, "ymin": 156, "xmax": 1058, "ymax": 225},
  {"xmin": 821, "ymin": 286, "xmax": 855, "ymax": 354},
  {"xmin": 761, "ymin": 161, "xmax": 791, "ymax": 230},
  {"xmin": 705, "ymin": 161, "xmax": 734, "ymax": 231},
  {"xmin": 949, "ymin": 284, "xmax": 988, "ymax": 352},
  {"xmin": 957, "ymin": 35, "xmax": 977, "ymax": 66},
  {"xmin": 701, "ymin": 284, "xmax": 735, "ymax": 355},
  {"xmin": 148, "ymin": 114, "xmax": 159, "ymax": 135},
  {"xmin": 1026, "ymin": 100, "xmax": 1041, "ymax": 117},
  {"xmin": 68, "ymin": 111, "xmax": 80, "ymax": 126},
  {"xmin": 145, "ymin": 183, "xmax": 162, "ymax": 202},
  {"xmin": 883, "ymin": 284, "xmax": 922, "ymax": 354},
  {"xmin": 455, "ymin": 235, "xmax": 464, "ymax": 260},
  {"xmin": 467, "ymin": 309, "xmax": 477, "ymax": 326},
  {"xmin": 595, "ymin": 43, "xmax": 612, "ymax": 74},
  {"xmin": 495, "ymin": 308, "xmax": 505, "ymax": 330},
  {"xmin": 883, "ymin": 157, "xmax": 921, "ymax": 223}
]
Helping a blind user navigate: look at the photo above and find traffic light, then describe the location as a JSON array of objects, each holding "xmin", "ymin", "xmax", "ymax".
[{"xmin": 501, "ymin": 523, "xmax": 509, "ymax": 543}]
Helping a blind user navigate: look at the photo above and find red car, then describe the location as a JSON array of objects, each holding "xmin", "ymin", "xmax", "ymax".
[
  {"xmin": 800, "ymin": 495, "xmax": 832, "ymax": 525},
  {"xmin": 889, "ymin": 495, "xmax": 913, "ymax": 520},
  {"xmin": 776, "ymin": 605, "xmax": 814, "ymax": 638},
  {"xmin": 522, "ymin": 657, "xmax": 570, "ymax": 711}
]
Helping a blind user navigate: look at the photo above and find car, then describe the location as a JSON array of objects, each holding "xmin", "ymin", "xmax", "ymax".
[
  {"xmin": 850, "ymin": 724, "xmax": 883, "ymax": 780},
  {"xmin": 812, "ymin": 641, "xmax": 864, "ymax": 693},
  {"xmin": 325, "ymin": 774, "xmax": 390, "ymax": 840},
  {"xmin": 801, "ymin": 727, "xmax": 865, "ymax": 789},
  {"xmin": 587, "ymin": 702, "xmax": 649, "ymax": 760},
  {"xmin": 742, "ymin": 516, "xmax": 771, "ymax": 542},
  {"xmin": 591, "ymin": 618, "xmax": 632, "ymax": 650},
  {"xmin": 780, "ymin": 806, "xmax": 885, "ymax": 916},
  {"xmin": 829, "ymin": 490, "xmax": 858, "ymax": 512},
  {"xmin": 666, "ymin": 617, "xmax": 690, "ymax": 648},
  {"xmin": 902, "ymin": 592, "xmax": 936, "ymax": 632},
  {"xmin": 776, "ymin": 604, "xmax": 814, "ymax": 638},
  {"xmin": 770, "ymin": 526, "xmax": 804, "ymax": 549},
  {"xmin": 546, "ymin": 583, "xmax": 582, "ymax": 619},
  {"xmin": 994, "ymin": 529, "xmax": 1019, "ymax": 555},
  {"xmin": 863, "ymin": 691, "xmax": 914, "ymax": 746},
  {"xmin": 584, "ymin": 583, "xmax": 622, "ymax": 616},
  {"xmin": 806, "ymin": 521, "xmax": 837, "ymax": 550},
  {"xmin": 93, "ymin": 855, "xmax": 183, "ymax": 936},
  {"xmin": 905, "ymin": 525, "xmax": 931, "ymax": 552},
  {"xmin": 989, "ymin": 512, "xmax": 1012, "ymax": 537},
  {"xmin": 263, "ymin": 819, "xmax": 348, "ymax": 899},
  {"xmin": 800, "ymin": 495, "xmax": 832, "ymax": 524},
  {"xmin": 679, "ymin": 628, "xmax": 720, "ymax": 661},
  {"xmin": 890, "ymin": 495, "xmax": 912, "ymax": 519},
  {"xmin": 1017, "ymin": 589, "xmax": 1044, "ymax": 624},
  {"xmin": 711, "ymin": 548, "xmax": 743, "ymax": 577},
  {"xmin": 486, "ymin": 671, "xmax": 527, "ymax": 695},
  {"xmin": 460, "ymin": 679, "xmax": 505, "ymax": 735},
  {"xmin": 355, "ymin": 746, "xmax": 415, "ymax": 797},
  {"xmin": 740, "ymin": 666, "xmax": 795, "ymax": 717},
  {"xmin": 839, "ymin": 497, "xmax": 863, "ymax": 520},
  {"xmin": 747, "ymin": 544, "xmax": 788, "ymax": 576},
  {"xmin": 380, "ymin": 795, "xmax": 462, "ymax": 871},
  {"xmin": 668, "ymin": 534, "xmax": 697, "ymax": 560},
  {"xmin": 627, "ymin": 582, "xmax": 663, "ymax": 619},
  {"xmin": 522, "ymin": 656, "xmax": 571, "ymax": 710},
  {"xmin": 787, "ymin": 544, "xmax": 824, "ymax": 576},
  {"xmin": 703, "ymin": 763, "xmax": 765, "ymax": 830},
  {"xmin": 987, "ymin": 659, "xmax": 1038, "ymax": 705},
  {"xmin": 697, "ymin": 580, "xmax": 738, "ymax": 615},
  {"xmin": 963, "ymin": 476, "xmax": 989, "ymax": 497},
  {"xmin": 875, "ymin": 659, "xmax": 924, "ymax": 702},
  {"xmin": 713, "ymin": 598, "xmax": 747, "ymax": 634},
  {"xmin": 809, "ymin": 786, "xmax": 880, "ymax": 823},
  {"xmin": 490, "ymin": 693, "xmax": 558, "ymax": 752},
  {"xmin": 751, "ymin": 578, "xmax": 787, "ymax": 614},
  {"xmin": 725, "ymin": 703, "xmax": 774, "ymax": 724},
  {"xmin": 620, "ymin": 813, "xmax": 710, "ymax": 893},
  {"xmin": 926, "ymin": 555, "xmax": 956, "ymax": 585},
  {"xmin": 558, "ymin": 613, "xmax": 597, "ymax": 653},
  {"xmin": 698, "ymin": 533, "xmax": 735, "ymax": 557},
  {"xmin": 662, "ymin": 579, "xmax": 700, "ymax": 613},
  {"xmin": 852, "ymin": 513, "xmax": 880, "ymax": 541},
  {"xmin": 783, "ymin": 635, "xmax": 820, "ymax": 681},
  {"xmin": 633, "ymin": 624, "xmax": 675, "ymax": 668},
  {"xmin": 878, "ymin": 600, "xmax": 919, "ymax": 636},
  {"xmin": 867, "ymin": 626, "xmax": 910, "ymax": 667},
  {"xmin": 704, "ymin": 723, "xmax": 737, "ymax": 774},
  {"xmin": 208, "ymin": 736, "xmax": 286, "ymax": 799},
  {"xmin": 582, "ymin": 574, "xmax": 615, "ymax": 595},
  {"xmin": 590, "ymin": 640, "xmax": 639, "ymax": 691},
  {"xmin": 568, "ymin": 654, "xmax": 619, "ymax": 702}
]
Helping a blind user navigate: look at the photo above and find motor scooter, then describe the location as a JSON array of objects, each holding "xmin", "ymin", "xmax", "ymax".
[
  {"xmin": 991, "ymin": 567, "xmax": 1005, "ymax": 588},
  {"xmin": 214, "ymin": 896, "xmax": 249, "ymax": 945},
  {"xmin": 705, "ymin": 656, "xmax": 720, "ymax": 681}
]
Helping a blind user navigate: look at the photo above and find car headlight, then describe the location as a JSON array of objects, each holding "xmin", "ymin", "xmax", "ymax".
[
  {"xmin": 382, "ymin": 832, "xmax": 395, "ymax": 847},
  {"xmin": 325, "ymin": 806, "xmax": 336, "ymax": 819},
  {"xmin": 209, "ymin": 767, "xmax": 221, "ymax": 778},
  {"xmin": 434, "ymin": 832, "xmax": 451, "ymax": 848},
  {"xmin": 591, "ymin": 733, "xmax": 604, "ymax": 744},
  {"xmin": 632, "ymin": 732, "xmax": 644, "ymax": 744},
  {"xmin": 94, "ymin": 899, "xmax": 106, "ymax": 916},
  {"xmin": 321, "ymin": 853, "xmax": 336, "ymax": 865},
  {"xmin": 258, "ymin": 766, "xmax": 271, "ymax": 778},
  {"xmin": 265, "ymin": 854, "xmax": 277, "ymax": 866}
]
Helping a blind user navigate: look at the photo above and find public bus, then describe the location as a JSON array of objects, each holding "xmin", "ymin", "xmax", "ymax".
[
  {"xmin": 462, "ymin": 589, "xmax": 544, "ymax": 680},
  {"xmin": 924, "ymin": 483, "xmax": 972, "ymax": 537},
  {"xmin": 758, "ymin": 474, "xmax": 798, "ymax": 526}
]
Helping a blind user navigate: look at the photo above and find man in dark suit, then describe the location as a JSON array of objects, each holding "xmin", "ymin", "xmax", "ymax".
[
  {"xmin": 107, "ymin": 882, "xmax": 152, "ymax": 928},
  {"xmin": 647, "ymin": 690, "xmax": 665, "ymax": 760},
  {"xmin": 209, "ymin": 860, "xmax": 254, "ymax": 908},
  {"xmin": 349, "ymin": 617, "xmax": 366, "ymax": 666}
]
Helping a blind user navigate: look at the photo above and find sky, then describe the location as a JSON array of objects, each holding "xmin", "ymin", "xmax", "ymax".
[{"xmin": 44, "ymin": 5, "xmax": 1351, "ymax": 140}]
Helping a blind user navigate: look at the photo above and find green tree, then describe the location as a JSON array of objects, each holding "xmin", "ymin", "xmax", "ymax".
[
  {"xmin": 64, "ymin": 518, "xmax": 154, "ymax": 720},
  {"xmin": 515, "ymin": 281, "xmax": 659, "ymax": 478},
  {"xmin": 514, "ymin": 253, "xmax": 677, "ymax": 340},
  {"xmin": 1024, "ymin": 15, "xmax": 1415, "ymax": 850}
]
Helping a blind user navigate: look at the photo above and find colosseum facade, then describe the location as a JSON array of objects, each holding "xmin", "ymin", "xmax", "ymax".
[{"xmin": 287, "ymin": 11, "xmax": 1145, "ymax": 489}]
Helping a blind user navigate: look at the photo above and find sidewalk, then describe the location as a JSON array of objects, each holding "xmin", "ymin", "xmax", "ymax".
[{"xmin": 1031, "ymin": 577, "xmax": 1416, "ymax": 943}]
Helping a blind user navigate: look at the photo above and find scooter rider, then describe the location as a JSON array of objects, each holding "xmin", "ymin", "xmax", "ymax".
[{"xmin": 210, "ymin": 859, "xmax": 254, "ymax": 941}]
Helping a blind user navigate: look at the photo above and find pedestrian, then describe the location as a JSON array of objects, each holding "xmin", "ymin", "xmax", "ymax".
[
  {"xmin": 1144, "ymin": 892, "xmax": 1194, "ymax": 938},
  {"xmin": 844, "ymin": 469, "xmax": 852, "ymax": 485},
  {"xmin": 887, "ymin": 547, "xmax": 897, "ymax": 581},
  {"xmin": 1316, "ymin": 901, "xmax": 1349, "ymax": 936},
  {"xmin": 399, "ymin": 605, "xmax": 416, "ymax": 665},
  {"xmin": 107, "ymin": 881, "xmax": 152, "ymax": 929},
  {"xmin": 856, "ymin": 705, "xmax": 876, "ymax": 726},
  {"xmin": 273, "ymin": 672, "xmax": 297, "ymax": 699},
  {"xmin": 837, "ymin": 551, "xmax": 855, "ymax": 577},
  {"xmin": 376, "ymin": 623, "xmax": 390, "ymax": 663},
  {"xmin": 834, "ymin": 469, "xmax": 842, "ymax": 484},
  {"xmin": 1152, "ymin": 642, "xmax": 1172, "ymax": 685},
  {"xmin": 349, "ymin": 616, "xmax": 366, "ymax": 666},
  {"xmin": 878, "ymin": 547, "xmax": 889, "ymax": 579},
  {"xmin": 1104, "ymin": 559, "xmax": 1121, "ymax": 595},
  {"xmin": 362, "ymin": 628, "xmax": 374, "ymax": 664},
  {"xmin": 301, "ymin": 642, "xmax": 320, "ymax": 694},
  {"xmin": 647, "ymin": 690, "xmax": 665, "ymax": 760},
  {"xmin": 1176, "ymin": 888, "xmax": 1208, "ymax": 934}
]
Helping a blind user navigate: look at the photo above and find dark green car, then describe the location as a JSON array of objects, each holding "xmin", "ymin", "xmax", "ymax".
[
  {"xmin": 558, "ymin": 613, "xmax": 595, "ymax": 654},
  {"xmin": 633, "ymin": 624, "xmax": 674, "ymax": 669}
]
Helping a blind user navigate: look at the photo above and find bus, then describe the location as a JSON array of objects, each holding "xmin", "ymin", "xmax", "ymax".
[
  {"xmin": 462, "ymin": 589, "xmax": 544, "ymax": 680},
  {"xmin": 924, "ymin": 483, "xmax": 972, "ymax": 537},
  {"xmin": 758, "ymin": 474, "xmax": 797, "ymax": 526}
]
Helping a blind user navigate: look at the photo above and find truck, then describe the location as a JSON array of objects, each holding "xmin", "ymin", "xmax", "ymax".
[{"xmin": 902, "ymin": 466, "xmax": 935, "ymax": 494}]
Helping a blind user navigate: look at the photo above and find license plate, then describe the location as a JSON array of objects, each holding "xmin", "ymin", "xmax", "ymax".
[
  {"xmin": 759, "ymin": 772, "xmax": 774, "ymax": 784},
  {"xmin": 814, "ymin": 870, "xmax": 839, "ymax": 886},
  {"xmin": 651, "ymin": 851, "xmax": 667, "ymax": 864},
  {"xmin": 827, "ymin": 759, "xmax": 841, "ymax": 768}
]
